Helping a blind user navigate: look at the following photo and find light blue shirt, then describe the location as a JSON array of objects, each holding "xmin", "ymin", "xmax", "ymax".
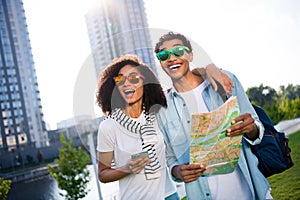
[{"xmin": 157, "ymin": 70, "xmax": 271, "ymax": 200}]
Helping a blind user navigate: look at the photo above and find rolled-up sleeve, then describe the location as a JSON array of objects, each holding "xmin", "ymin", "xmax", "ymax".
[{"xmin": 243, "ymin": 120, "xmax": 264, "ymax": 145}]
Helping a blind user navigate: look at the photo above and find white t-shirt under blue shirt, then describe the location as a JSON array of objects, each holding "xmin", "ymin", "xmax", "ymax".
[{"xmin": 179, "ymin": 82, "xmax": 252, "ymax": 200}]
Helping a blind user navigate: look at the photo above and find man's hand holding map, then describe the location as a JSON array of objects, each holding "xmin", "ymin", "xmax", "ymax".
[{"xmin": 190, "ymin": 96, "xmax": 242, "ymax": 175}]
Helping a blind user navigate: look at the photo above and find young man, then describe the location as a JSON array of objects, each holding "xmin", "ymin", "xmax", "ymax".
[{"xmin": 155, "ymin": 32, "xmax": 272, "ymax": 200}]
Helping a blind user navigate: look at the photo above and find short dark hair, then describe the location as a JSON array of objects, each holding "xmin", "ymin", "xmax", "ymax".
[
  {"xmin": 154, "ymin": 31, "xmax": 193, "ymax": 53},
  {"xmin": 96, "ymin": 54, "xmax": 167, "ymax": 115}
]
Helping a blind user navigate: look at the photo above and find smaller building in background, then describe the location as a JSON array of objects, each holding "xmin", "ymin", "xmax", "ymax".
[{"xmin": 1, "ymin": 115, "xmax": 103, "ymax": 171}]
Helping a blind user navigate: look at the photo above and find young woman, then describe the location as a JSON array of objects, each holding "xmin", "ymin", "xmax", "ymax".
[{"xmin": 96, "ymin": 54, "xmax": 178, "ymax": 199}]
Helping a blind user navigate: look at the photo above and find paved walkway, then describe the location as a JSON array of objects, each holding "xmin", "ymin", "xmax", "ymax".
[{"xmin": 275, "ymin": 117, "xmax": 300, "ymax": 135}]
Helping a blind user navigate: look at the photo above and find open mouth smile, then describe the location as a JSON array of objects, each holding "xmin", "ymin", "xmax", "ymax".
[
  {"xmin": 123, "ymin": 89, "xmax": 135, "ymax": 97},
  {"xmin": 168, "ymin": 64, "xmax": 181, "ymax": 70}
]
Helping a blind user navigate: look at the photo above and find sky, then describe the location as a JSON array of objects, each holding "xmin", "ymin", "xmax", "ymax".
[{"xmin": 22, "ymin": 0, "xmax": 300, "ymax": 129}]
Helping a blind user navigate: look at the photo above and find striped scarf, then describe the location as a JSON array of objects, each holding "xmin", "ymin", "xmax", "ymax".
[{"xmin": 110, "ymin": 108, "xmax": 161, "ymax": 180}]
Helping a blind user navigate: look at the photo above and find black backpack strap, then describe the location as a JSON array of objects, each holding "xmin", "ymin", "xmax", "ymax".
[{"xmin": 215, "ymin": 80, "xmax": 229, "ymax": 102}]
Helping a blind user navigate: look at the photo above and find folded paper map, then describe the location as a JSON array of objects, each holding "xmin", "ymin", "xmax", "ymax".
[{"xmin": 190, "ymin": 96, "xmax": 242, "ymax": 175}]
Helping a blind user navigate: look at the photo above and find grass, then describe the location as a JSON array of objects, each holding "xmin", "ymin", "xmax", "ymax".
[{"xmin": 267, "ymin": 130, "xmax": 300, "ymax": 199}]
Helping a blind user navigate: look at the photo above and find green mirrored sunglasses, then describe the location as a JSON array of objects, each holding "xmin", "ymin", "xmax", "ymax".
[{"xmin": 156, "ymin": 46, "xmax": 190, "ymax": 62}]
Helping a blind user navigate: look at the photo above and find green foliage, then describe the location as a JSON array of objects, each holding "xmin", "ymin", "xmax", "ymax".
[
  {"xmin": 267, "ymin": 131, "xmax": 300, "ymax": 199},
  {"xmin": 0, "ymin": 177, "xmax": 11, "ymax": 200},
  {"xmin": 264, "ymin": 97, "xmax": 300, "ymax": 124},
  {"xmin": 247, "ymin": 84, "xmax": 278, "ymax": 107},
  {"xmin": 279, "ymin": 84, "xmax": 300, "ymax": 100},
  {"xmin": 247, "ymin": 84, "xmax": 300, "ymax": 124},
  {"xmin": 48, "ymin": 134, "xmax": 90, "ymax": 200}
]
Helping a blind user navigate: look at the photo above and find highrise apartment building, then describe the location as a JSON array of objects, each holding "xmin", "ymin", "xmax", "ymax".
[
  {"xmin": 85, "ymin": 0, "xmax": 157, "ymax": 77},
  {"xmin": 0, "ymin": 0, "xmax": 47, "ymax": 151}
]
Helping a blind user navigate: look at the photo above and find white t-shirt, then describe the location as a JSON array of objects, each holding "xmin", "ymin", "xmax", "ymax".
[
  {"xmin": 179, "ymin": 81, "xmax": 208, "ymax": 115},
  {"xmin": 179, "ymin": 82, "xmax": 252, "ymax": 200},
  {"xmin": 97, "ymin": 113, "xmax": 175, "ymax": 199}
]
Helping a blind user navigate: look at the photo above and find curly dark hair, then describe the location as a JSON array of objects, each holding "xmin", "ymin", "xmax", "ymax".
[
  {"xmin": 96, "ymin": 54, "xmax": 167, "ymax": 115},
  {"xmin": 154, "ymin": 31, "xmax": 193, "ymax": 53}
]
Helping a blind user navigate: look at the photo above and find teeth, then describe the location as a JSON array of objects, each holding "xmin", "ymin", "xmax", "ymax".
[
  {"xmin": 124, "ymin": 89, "xmax": 134, "ymax": 95},
  {"xmin": 169, "ymin": 64, "xmax": 181, "ymax": 69}
]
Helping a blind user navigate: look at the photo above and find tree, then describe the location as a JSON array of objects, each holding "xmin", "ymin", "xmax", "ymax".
[
  {"xmin": 0, "ymin": 178, "xmax": 11, "ymax": 200},
  {"xmin": 247, "ymin": 84, "xmax": 300, "ymax": 124},
  {"xmin": 279, "ymin": 84, "xmax": 300, "ymax": 100},
  {"xmin": 246, "ymin": 84, "xmax": 277, "ymax": 107},
  {"xmin": 48, "ymin": 134, "xmax": 90, "ymax": 200}
]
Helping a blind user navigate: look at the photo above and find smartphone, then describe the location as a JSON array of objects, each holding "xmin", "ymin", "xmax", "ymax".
[{"xmin": 131, "ymin": 151, "xmax": 149, "ymax": 160}]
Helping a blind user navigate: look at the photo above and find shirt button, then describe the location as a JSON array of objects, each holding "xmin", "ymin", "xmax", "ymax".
[
  {"xmin": 206, "ymin": 193, "xmax": 210, "ymax": 196},
  {"xmin": 187, "ymin": 120, "xmax": 190, "ymax": 123},
  {"xmin": 183, "ymin": 103, "xmax": 186, "ymax": 106}
]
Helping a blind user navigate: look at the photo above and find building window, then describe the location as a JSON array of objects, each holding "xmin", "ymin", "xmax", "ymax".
[
  {"xmin": 18, "ymin": 133, "xmax": 27, "ymax": 144},
  {"xmin": 5, "ymin": 127, "xmax": 12, "ymax": 135},
  {"xmin": 6, "ymin": 135, "xmax": 16, "ymax": 146},
  {"xmin": 2, "ymin": 110, "xmax": 11, "ymax": 117}
]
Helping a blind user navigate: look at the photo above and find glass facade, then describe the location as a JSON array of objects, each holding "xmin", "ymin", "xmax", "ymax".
[
  {"xmin": 85, "ymin": 0, "xmax": 156, "ymax": 77},
  {"xmin": 0, "ymin": 0, "xmax": 47, "ymax": 151}
]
